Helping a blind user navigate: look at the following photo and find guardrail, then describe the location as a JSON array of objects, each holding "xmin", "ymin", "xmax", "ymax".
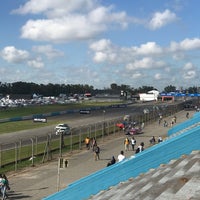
[{"xmin": 0, "ymin": 104, "xmax": 128, "ymax": 123}]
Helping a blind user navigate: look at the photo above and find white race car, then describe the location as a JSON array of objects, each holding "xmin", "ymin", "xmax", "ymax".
[{"xmin": 55, "ymin": 124, "xmax": 71, "ymax": 135}]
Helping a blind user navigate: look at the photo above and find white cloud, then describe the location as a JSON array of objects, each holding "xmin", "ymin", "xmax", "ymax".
[
  {"xmin": 183, "ymin": 62, "xmax": 193, "ymax": 70},
  {"xmin": 172, "ymin": 52, "xmax": 185, "ymax": 60},
  {"xmin": 183, "ymin": 70, "xmax": 196, "ymax": 79},
  {"xmin": 14, "ymin": 0, "xmax": 129, "ymax": 43},
  {"xmin": 90, "ymin": 40, "xmax": 164, "ymax": 64},
  {"xmin": 154, "ymin": 73, "xmax": 162, "ymax": 80},
  {"xmin": 32, "ymin": 45, "xmax": 64, "ymax": 58},
  {"xmin": 131, "ymin": 72, "xmax": 143, "ymax": 79},
  {"xmin": 170, "ymin": 38, "xmax": 200, "ymax": 52},
  {"xmin": 135, "ymin": 42, "xmax": 163, "ymax": 55},
  {"xmin": 1, "ymin": 46, "xmax": 29, "ymax": 63},
  {"xmin": 182, "ymin": 62, "xmax": 197, "ymax": 80},
  {"xmin": 12, "ymin": 0, "xmax": 95, "ymax": 16},
  {"xmin": 90, "ymin": 39, "xmax": 120, "ymax": 63},
  {"xmin": 126, "ymin": 57, "xmax": 165, "ymax": 70},
  {"xmin": 20, "ymin": 16, "xmax": 108, "ymax": 42},
  {"xmin": 148, "ymin": 9, "xmax": 178, "ymax": 30},
  {"xmin": 89, "ymin": 39, "xmax": 112, "ymax": 51},
  {"xmin": 27, "ymin": 57, "xmax": 44, "ymax": 68},
  {"xmin": 93, "ymin": 52, "xmax": 107, "ymax": 63},
  {"xmin": 90, "ymin": 37, "xmax": 200, "ymax": 67}
]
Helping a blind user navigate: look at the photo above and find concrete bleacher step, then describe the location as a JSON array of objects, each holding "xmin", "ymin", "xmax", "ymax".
[
  {"xmin": 169, "ymin": 122, "xmax": 200, "ymax": 138},
  {"xmin": 88, "ymin": 151, "xmax": 200, "ymax": 200},
  {"xmin": 164, "ymin": 122, "xmax": 199, "ymax": 141}
]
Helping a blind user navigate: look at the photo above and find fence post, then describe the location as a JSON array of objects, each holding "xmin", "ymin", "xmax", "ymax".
[
  {"xmin": 70, "ymin": 129, "xmax": 73, "ymax": 152},
  {"xmin": 31, "ymin": 138, "xmax": 34, "ymax": 166},
  {"xmin": 35, "ymin": 136, "xmax": 38, "ymax": 155},
  {"xmin": 18, "ymin": 139, "xmax": 22, "ymax": 163},
  {"xmin": 15, "ymin": 142, "xmax": 18, "ymax": 171},
  {"xmin": 78, "ymin": 129, "xmax": 81, "ymax": 150},
  {"xmin": 102, "ymin": 123, "xmax": 104, "ymax": 142},
  {"xmin": 90, "ymin": 126, "xmax": 92, "ymax": 138},
  {"xmin": 113, "ymin": 120, "xmax": 116, "ymax": 136},
  {"xmin": 59, "ymin": 133, "xmax": 63, "ymax": 158},
  {"xmin": 94, "ymin": 123, "xmax": 97, "ymax": 139},
  {"xmin": 0, "ymin": 144, "xmax": 1, "ymax": 168}
]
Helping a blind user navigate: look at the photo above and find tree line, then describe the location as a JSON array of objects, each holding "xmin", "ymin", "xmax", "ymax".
[{"xmin": 0, "ymin": 81, "xmax": 199, "ymax": 97}]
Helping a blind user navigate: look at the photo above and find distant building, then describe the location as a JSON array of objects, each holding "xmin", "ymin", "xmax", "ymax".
[
  {"xmin": 139, "ymin": 90, "xmax": 159, "ymax": 102},
  {"xmin": 84, "ymin": 93, "xmax": 92, "ymax": 97}
]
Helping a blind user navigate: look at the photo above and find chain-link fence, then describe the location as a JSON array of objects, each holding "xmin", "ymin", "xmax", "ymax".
[{"xmin": 0, "ymin": 102, "xmax": 184, "ymax": 173}]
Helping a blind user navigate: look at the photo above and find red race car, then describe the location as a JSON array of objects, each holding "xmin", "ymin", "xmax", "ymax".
[{"xmin": 116, "ymin": 123, "xmax": 125, "ymax": 129}]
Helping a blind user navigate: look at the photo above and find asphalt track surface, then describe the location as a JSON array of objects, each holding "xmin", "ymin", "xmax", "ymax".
[{"xmin": 0, "ymin": 103, "xmax": 149, "ymax": 144}]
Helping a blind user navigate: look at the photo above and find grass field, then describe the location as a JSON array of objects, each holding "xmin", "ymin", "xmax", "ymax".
[{"xmin": 0, "ymin": 101, "xmax": 123, "ymax": 134}]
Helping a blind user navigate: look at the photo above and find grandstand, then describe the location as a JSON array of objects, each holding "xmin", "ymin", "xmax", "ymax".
[{"xmin": 43, "ymin": 112, "xmax": 200, "ymax": 200}]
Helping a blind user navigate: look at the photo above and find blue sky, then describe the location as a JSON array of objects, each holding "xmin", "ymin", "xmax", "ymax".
[{"xmin": 0, "ymin": 0, "xmax": 199, "ymax": 91}]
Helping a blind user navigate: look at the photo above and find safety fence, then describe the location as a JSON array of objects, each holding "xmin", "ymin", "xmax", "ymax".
[
  {"xmin": 0, "ymin": 102, "xmax": 183, "ymax": 173},
  {"xmin": 43, "ymin": 112, "xmax": 200, "ymax": 200}
]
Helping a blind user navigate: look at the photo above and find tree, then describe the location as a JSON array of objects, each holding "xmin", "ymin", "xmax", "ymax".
[
  {"xmin": 164, "ymin": 85, "xmax": 176, "ymax": 93},
  {"xmin": 136, "ymin": 86, "xmax": 156, "ymax": 93},
  {"xmin": 188, "ymin": 86, "xmax": 198, "ymax": 94}
]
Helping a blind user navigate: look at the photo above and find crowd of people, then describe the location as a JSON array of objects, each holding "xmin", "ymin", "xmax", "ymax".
[
  {"xmin": 160, "ymin": 113, "xmax": 192, "ymax": 128},
  {"xmin": 84, "ymin": 134, "xmax": 150, "ymax": 167},
  {"xmin": 83, "ymin": 110, "xmax": 170, "ymax": 169},
  {"xmin": 85, "ymin": 137, "xmax": 100, "ymax": 161}
]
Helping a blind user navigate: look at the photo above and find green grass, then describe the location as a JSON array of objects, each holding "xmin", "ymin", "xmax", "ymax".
[
  {"xmin": 0, "ymin": 119, "xmax": 61, "ymax": 134},
  {"xmin": 0, "ymin": 101, "xmax": 122, "ymax": 119},
  {"xmin": 0, "ymin": 124, "xmax": 119, "ymax": 174},
  {"xmin": 0, "ymin": 101, "xmax": 124, "ymax": 173},
  {"xmin": 0, "ymin": 101, "xmax": 123, "ymax": 134}
]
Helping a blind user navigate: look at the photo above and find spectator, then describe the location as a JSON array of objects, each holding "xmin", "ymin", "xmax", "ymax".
[
  {"xmin": 135, "ymin": 142, "xmax": 144, "ymax": 154},
  {"xmin": 118, "ymin": 150, "xmax": 125, "ymax": 162},
  {"xmin": 94, "ymin": 145, "xmax": 100, "ymax": 161},
  {"xmin": 130, "ymin": 137, "xmax": 136, "ymax": 151},
  {"xmin": 158, "ymin": 114, "xmax": 163, "ymax": 125},
  {"xmin": 124, "ymin": 137, "xmax": 130, "ymax": 151},
  {"xmin": 2, "ymin": 174, "xmax": 9, "ymax": 198},
  {"xmin": 163, "ymin": 120, "xmax": 168, "ymax": 127},
  {"xmin": 173, "ymin": 115, "xmax": 177, "ymax": 123},
  {"xmin": 91, "ymin": 137, "xmax": 97, "ymax": 151},
  {"xmin": 85, "ymin": 137, "xmax": 90, "ymax": 150},
  {"xmin": 149, "ymin": 136, "xmax": 156, "ymax": 145},
  {"xmin": 0, "ymin": 174, "xmax": 7, "ymax": 200},
  {"xmin": 107, "ymin": 156, "xmax": 116, "ymax": 167},
  {"xmin": 158, "ymin": 136, "xmax": 163, "ymax": 143},
  {"xmin": 186, "ymin": 112, "xmax": 189, "ymax": 119}
]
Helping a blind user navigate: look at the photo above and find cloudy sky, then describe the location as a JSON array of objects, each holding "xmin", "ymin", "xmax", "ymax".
[{"xmin": 0, "ymin": 0, "xmax": 199, "ymax": 90}]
